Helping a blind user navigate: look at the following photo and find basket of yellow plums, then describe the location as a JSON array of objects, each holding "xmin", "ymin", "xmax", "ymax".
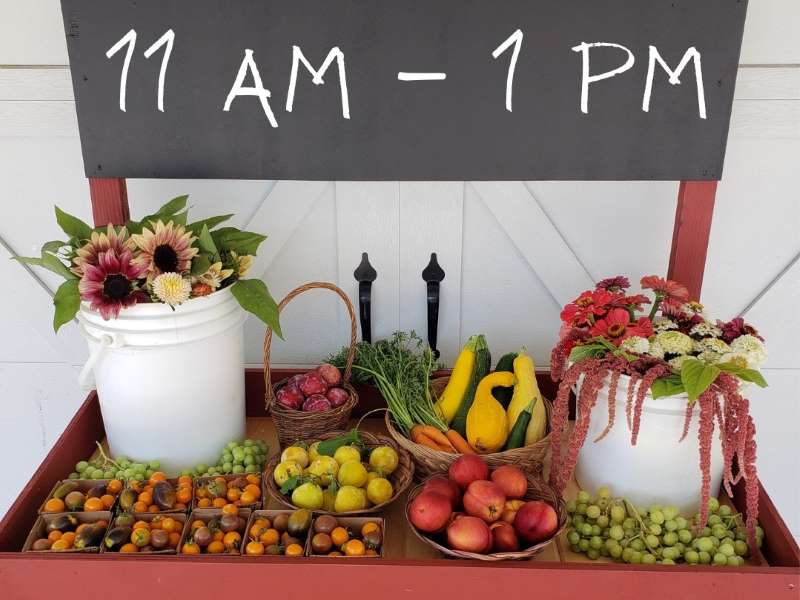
[{"xmin": 265, "ymin": 429, "xmax": 414, "ymax": 515}]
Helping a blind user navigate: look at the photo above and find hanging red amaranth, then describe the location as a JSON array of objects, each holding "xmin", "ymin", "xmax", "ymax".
[
  {"xmin": 630, "ymin": 364, "xmax": 671, "ymax": 445},
  {"xmin": 548, "ymin": 360, "xmax": 596, "ymax": 494},
  {"xmin": 594, "ymin": 370, "xmax": 621, "ymax": 442},
  {"xmin": 696, "ymin": 390, "xmax": 716, "ymax": 533},
  {"xmin": 548, "ymin": 360, "xmax": 761, "ymax": 545},
  {"xmin": 558, "ymin": 366, "xmax": 608, "ymax": 494}
]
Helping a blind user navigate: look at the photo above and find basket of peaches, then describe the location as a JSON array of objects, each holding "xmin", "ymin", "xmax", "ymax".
[{"xmin": 406, "ymin": 455, "xmax": 567, "ymax": 561}]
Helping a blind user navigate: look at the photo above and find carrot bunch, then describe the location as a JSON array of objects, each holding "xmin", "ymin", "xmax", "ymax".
[{"xmin": 410, "ymin": 425, "xmax": 475, "ymax": 454}]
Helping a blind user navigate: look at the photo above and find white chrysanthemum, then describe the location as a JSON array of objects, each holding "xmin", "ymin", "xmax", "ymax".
[
  {"xmin": 668, "ymin": 355, "xmax": 693, "ymax": 372},
  {"xmin": 653, "ymin": 317, "xmax": 678, "ymax": 333},
  {"xmin": 718, "ymin": 352, "xmax": 751, "ymax": 370},
  {"xmin": 730, "ymin": 334, "xmax": 768, "ymax": 367},
  {"xmin": 152, "ymin": 272, "xmax": 191, "ymax": 307},
  {"xmin": 647, "ymin": 341, "xmax": 665, "ymax": 359},
  {"xmin": 690, "ymin": 322, "xmax": 722, "ymax": 338},
  {"xmin": 655, "ymin": 331, "xmax": 694, "ymax": 355},
  {"xmin": 621, "ymin": 336, "xmax": 650, "ymax": 354}
]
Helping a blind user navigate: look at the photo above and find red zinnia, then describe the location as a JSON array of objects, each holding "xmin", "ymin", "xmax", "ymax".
[
  {"xmin": 79, "ymin": 249, "xmax": 147, "ymax": 320},
  {"xmin": 640, "ymin": 275, "xmax": 690, "ymax": 312},
  {"xmin": 590, "ymin": 309, "xmax": 632, "ymax": 345},
  {"xmin": 561, "ymin": 289, "xmax": 615, "ymax": 326}
]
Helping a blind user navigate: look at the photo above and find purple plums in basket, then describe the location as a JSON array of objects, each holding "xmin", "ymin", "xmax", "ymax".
[
  {"xmin": 302, "ymin": 394, "xmax": 331, "ymax": 412},
  {"xmin": 277, "ymin": 364, "xmax": 350, "ymax": 412}
]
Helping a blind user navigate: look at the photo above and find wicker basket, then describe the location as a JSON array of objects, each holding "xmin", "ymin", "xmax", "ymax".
[
  {"xmin": 264, "ymin": 282, "xmax": 359, "ymax": 450},
  {"xmin": 264, "ymin": 430, "xmax": 414, "ymax": 516},
  {"xmin": 385, "ymin": 376, "xmax": 553, "ymax": 480},
  {"xmin": 405, "ymin": 473, "xmax": 567, "ymax": 561}
]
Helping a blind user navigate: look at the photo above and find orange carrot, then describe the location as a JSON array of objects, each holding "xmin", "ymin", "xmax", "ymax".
[
  {"xmin": 446, "ymin": 429, "xmax": 476, "ymax": 454},
  {"xmin": 411, "ymin": 425, "xmax": 455, "ymax": 452},
  {"xmin": 419, "ymin": 425, "xmax": 453, "ymax": 449}
]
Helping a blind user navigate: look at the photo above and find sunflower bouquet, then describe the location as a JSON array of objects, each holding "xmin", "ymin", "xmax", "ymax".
[{"xmin": 17, "ymin": 195, "xmax": 281, "ymax": 335}]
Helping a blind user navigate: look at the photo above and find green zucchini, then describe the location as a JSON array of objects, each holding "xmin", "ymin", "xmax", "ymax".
[
  {"xmin": 451, "ymin": 335, "xmax": 491, "ymax": 437},
  {"xmin": 492, "ymin": 352, "xmax": 518, "ymax": 408},
  {"xmin": 504, "ymin": 398, "xmax": 535, "ymax": 450}
]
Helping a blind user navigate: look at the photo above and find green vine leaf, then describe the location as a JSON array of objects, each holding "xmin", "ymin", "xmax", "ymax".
[
  {"xmin": 230, "ymin": 279, "xmax": 282, "ymax": 338},
  {"xmin": 280, "ymin": 475, "xmax": 300, "ymax": 495},
  {"xmin": 53, "ymin": 279, "xmax": 80, "ymax": 332},
  {"xmin": 650, "ymin": 374, "xmax": 685, "ymax": 399},
  {"xmin": 197, "ymin": 224, "xmax": 218, "ymax": 256},
  {"xmin": 568, "ymin": 343, "xmax": 608, "ymax": 363},
  {"xmin": 55, "ymin": 206, "xmax": 92, "ymax": 241},
  {"xmin": 680, "ymin": 358, "xmax": 720, "ymax": 402},
  {"xmin": 187, "ymin": 215, "xmax": 233, "ymax": 235},
  {"xmin": 718, "ymin": 362, "xmax": 768, "ymax": 388}
]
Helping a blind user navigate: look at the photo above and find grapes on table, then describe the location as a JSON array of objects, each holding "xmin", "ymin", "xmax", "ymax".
[
  {"xmin": 69, "ymin": 439, "xmax": 268, "ymax": 481},
  {"xmin": 564, "ymin": 486, "xmax": 763, "ymax": 567}
]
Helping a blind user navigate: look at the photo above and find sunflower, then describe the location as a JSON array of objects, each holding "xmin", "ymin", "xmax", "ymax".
[
  {"xmin": 71, "ymin": 224, "xmax": 134, "ymax": 277},
  {"xmin": 131, "ymin": 220, "xmax": 198, "ymax": 279},
  {"xmin": 79, "ymin": 249, "xmax": 147, "ymax": 320}
]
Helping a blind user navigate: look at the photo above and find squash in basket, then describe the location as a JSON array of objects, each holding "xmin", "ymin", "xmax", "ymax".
[{"xmin": 466, "ymin": 371, "xmax": 516, "ymax": 453}]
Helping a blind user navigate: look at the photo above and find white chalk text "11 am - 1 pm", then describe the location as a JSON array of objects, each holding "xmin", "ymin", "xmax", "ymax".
[{"xmin": 106, "ymin": 28, "xmax": 708, "ymax": 127}]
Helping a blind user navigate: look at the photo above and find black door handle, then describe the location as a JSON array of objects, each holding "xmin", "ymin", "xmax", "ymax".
[
  {"xmin": 353, "ymin": 252, "xmax": 377, "ymax": 343},
  {"xmin": 421, "ymin": 253, "xmax": 445, "ymax": 359}
]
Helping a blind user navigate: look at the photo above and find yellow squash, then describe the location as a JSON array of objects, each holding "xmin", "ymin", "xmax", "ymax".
[
  {"xmin": 525, "ymin": 390, "xmax": 548, "ymax": 445},
  {"xmin": 467, "ymin": 371, "xmax": 516, "ymax": 453},
  {"xmin": 434, "ymin": 336, "xmax": 478, "ymax": 424},
  {"xmin": 506, "ymin": 349, "xmax": 541, "ymax": 433}
]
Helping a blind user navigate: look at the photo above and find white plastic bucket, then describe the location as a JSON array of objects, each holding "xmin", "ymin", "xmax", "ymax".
[
  {"xmin": 77, "ymin": 287, "xmax": 246, "ymax": 474},
  {"xmin": 574, "ymin": 374, "xmax": 723, "ymax": 513}
]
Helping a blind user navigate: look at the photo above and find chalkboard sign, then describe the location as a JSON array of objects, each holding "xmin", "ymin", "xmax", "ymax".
[{"xmin": 61, "ymin": 0, "xmax": 748, "ymax": 181}]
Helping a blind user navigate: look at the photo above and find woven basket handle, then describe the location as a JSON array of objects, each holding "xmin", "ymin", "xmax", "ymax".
[{"xmin": 264, "ymin": 281, "xmax": 358, "ymax": 412}]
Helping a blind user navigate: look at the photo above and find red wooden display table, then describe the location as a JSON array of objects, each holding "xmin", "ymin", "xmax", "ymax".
[{"xmin": 0, "ymin": 370, "xmax": 797, "ymax": 599}]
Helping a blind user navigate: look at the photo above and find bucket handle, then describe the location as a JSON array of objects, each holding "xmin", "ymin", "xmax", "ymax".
[
  {"xmin": 77, "ymin": 326, "xmax": 119, "ymax": 390},
  {"xmin": 263, "ymin": 282, "xmax": 358, "ymax": 413}
]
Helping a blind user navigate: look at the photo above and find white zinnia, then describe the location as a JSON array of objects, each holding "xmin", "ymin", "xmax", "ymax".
[
  {"xmin": 621, "ymin": 336, "xmax": 650, "ymax": 355},
  {"xmin": 652, "ymin": 317, "xmax": 678, "ymax": 333},
  {"xmin": 718, "ymin": 352, "xmax": 751, "ymax": 370},
  {"xmin": 647, "ymin": 341, "xmax": 666, "ymax": 360},
  {"xmin": 690, "ymin": 322, "xmax": 722, "ymax": 338},
  {"xmin": 731, "ymin": 334, "xmax": 768, "ymax": 368},
  {"xmin": 694, "ymin": 337, "xmax": 731, "ymax": 355},
  {"xmin": 655, "ymin": 331, "xmax": 694, "ymax": 355},
  {"xmin": 668, "ymin": 355, "xmax": 693, "ymax": 372},
  {"xmin": 152, "ymin": 272, "xmax": 191, "ymax": 307}
]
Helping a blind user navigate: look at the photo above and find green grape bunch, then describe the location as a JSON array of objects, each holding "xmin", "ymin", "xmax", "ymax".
[
  {"xmin": 565, "ymin": 486, "xmax": 764, "ymax": 566},
  {"xmin": 180, "ymin": 438, "xmax": 269, "ymax": 478},
  {"xmin": 68, "ymin": 442, "xmax": 162, "ymax": 481},
  {"xmin": 67, "ymin": 439, "xmax": 268, "ymax": 481}
]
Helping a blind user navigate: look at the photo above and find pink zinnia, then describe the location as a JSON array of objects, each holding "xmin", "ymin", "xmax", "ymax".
[
  {"xmin": 640, "ymin": 275, "xmax": 690, "ymax": 312},
  {"xmin": 79, "ymin": 249, "xmax": 147, "ymax": 320}
]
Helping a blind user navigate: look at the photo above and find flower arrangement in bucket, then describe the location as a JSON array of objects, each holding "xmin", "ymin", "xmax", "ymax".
[
  {"xmin": 549, "ymin": 275, "xmax": 767, "ymax": 546},
  {"xmin": 16, "ymin": 196, "xmax": 281, "ymax": 333},
  {"xmin": 15, "ymin": 197, "xmax": 283, "ymax": 472}
]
